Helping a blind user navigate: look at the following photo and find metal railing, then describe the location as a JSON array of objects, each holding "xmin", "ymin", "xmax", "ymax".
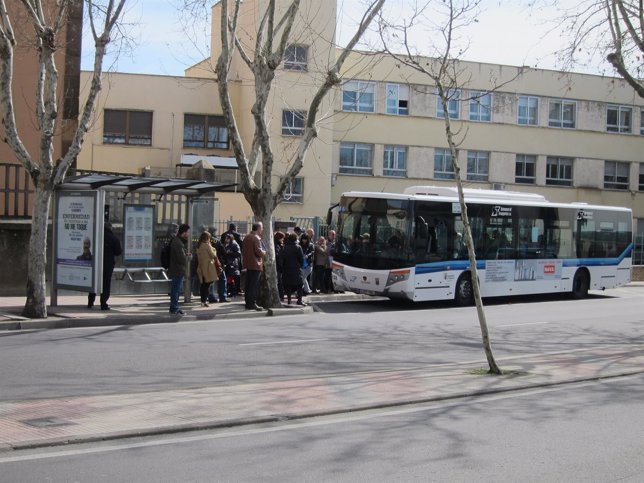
[{"xmin": 0, "ymin": 163, "xmax": 33, "ymax": 218}]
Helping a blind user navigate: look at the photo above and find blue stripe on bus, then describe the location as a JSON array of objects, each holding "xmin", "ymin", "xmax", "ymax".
[{"xmin": 415, "ymin": 243, "xmax": 633, "ymax": 274}]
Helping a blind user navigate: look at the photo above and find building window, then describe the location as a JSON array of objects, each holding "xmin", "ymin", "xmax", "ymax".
[
  {"xmin": 607, "ymin": 104, "xmax": 632, "ymax": 133},
  {"xmin": 640, "ymin": 163, "xmax": 644, "ymax": 191},
  {"xmin": 282, "ymin": 177, "xmax": 303, "ymax": 203},
  {"xmin": 469, "ymin": 91, "xmax": 491, "ymax": 122},
  {"xmin": 383, "ymin": 145, "xmax": 407, "ymax": 177},
  {"xmin": 183, "ymin": 114, "xmax": 228, "ymax": 149},
  {"xmin": 282, "ymin": 110, "xmax": 306, "ymax": 136},
  {"xmin": 466, "ymin": 151, "xmax": 489, "ymax": 182},
  {"xmin": 284, "ymin": 44, "xmax": 308, "ymax": 71},
  {"xmin": 339, "ymin": 143, "xmax": 373, "ymax": 175},
  {"xmin": 604, "ymin": 161, "xmax": 630, "ymax": 190},
  {"xmin": 515, "ymin": 154, "xmax": 536, "ymax": 184},
  {"xmin": 104, "ymin": 109, "xmax": 152, "ymax": 145},
  {"xmin": 436, "ymin": 89, "xmax": 460, "ymax": 119},
  {"xmin": 546, "ymin": 156, "xmax": 573, "ymax": 186},
  {"xmin": 342, "ymin": 80, "xmax": 375, "ymax": 112},
  {"xmin": 518, "ymin": 96, "xmax": 539, "ymax": 125},
  {"xmin": 548, "ymin": 99, "xmax": 576, "ymax": 128},
  {"xmin": 434, "ymin": 148, "xmax": 455, "ymax": 179},
  {"xmin": 386, "ymin": 83, "xmax": 409, "ymax": 115}
]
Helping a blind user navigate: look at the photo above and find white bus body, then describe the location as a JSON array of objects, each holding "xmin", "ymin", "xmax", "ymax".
[{"xmin": 331, "ymin": 186, "xmax": 632, "ymax": 304}]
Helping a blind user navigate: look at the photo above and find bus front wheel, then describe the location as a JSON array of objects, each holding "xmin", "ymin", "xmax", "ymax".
[
  {"xmin": 455, "ymin": 273, "xmax": 474, "ymax": 306},
  {"xmin": 572, "ymin": 269, "xmax": 590, "ymax": 299}
]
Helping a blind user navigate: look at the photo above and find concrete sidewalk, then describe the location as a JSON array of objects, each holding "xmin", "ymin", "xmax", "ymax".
[
  {"xmin": 1, "ymin": 345, "xmax": 643, "ymax": 451},
  {"xmin": 1, "ymin": 284, "xmax": 643, "ymax": 452},
  {"xmin": 0, "ymin": 291, "xmax": 368, "ymax": 331}
]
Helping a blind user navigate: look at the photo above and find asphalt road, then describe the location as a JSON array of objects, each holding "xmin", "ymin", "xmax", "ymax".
[
  {"xmin": 1, "ymin": 285, "xmax": 642, "ymax": 401},
  {"xmin": 2, "ymin": 373, "xmax": 643, "ymax": 482}
]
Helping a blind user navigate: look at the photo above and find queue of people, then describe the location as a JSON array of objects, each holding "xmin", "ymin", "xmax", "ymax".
[{"xmin": 83, "ymin": 220, "xmax": 340, "ymax": 316}]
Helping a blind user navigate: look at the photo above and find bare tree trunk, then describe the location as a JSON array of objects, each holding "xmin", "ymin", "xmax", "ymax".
[
  {"xmin": 23, "ymin": 183, "xmax": 53, "ymax": 319},
  {"xmin": 441, "ymin": 89, "xmax": 502, "ymax": 375}
]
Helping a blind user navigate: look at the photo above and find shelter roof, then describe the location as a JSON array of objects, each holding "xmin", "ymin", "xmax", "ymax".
[{"xmin": 57, "ymin": 173, "xmax": 236, "ymax": 196}]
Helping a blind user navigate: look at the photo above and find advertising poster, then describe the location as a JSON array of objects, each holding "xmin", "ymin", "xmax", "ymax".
[
  {"xmin": 485, "ymin": 259, "xmax": 563, "ymax": 283},
  {"xmin": 54, "ymin": 191, "xmax": 102, "ymax": 291},
  {"xmin": 123, "ymin": 204, "xmax": 155, "ymax": 262}
]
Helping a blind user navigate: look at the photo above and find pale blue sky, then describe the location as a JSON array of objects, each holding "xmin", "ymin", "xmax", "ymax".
[{"xmin": 81, "ymin": 0, "xmax": 597, "ymax": 76}]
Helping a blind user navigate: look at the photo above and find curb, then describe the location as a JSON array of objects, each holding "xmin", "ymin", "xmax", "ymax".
[{"xmin": 5, "ymin": 367, "xmax": 644, "ymax": 452}]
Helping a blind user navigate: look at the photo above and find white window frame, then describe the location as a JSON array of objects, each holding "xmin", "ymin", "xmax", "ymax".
[
  {"xmin": 386, "ymin": 83, "xmax": 409, "ymax": 115},
  {"xmin": 282, "ymin": 110, "xmax": 306, "ymax": 136},
  {"xmin": 515, "ymin": 154, "xmax": 536, "ymax": 184},
  {"xmin": 434, "ymin": 148, "xmax": 455, "ymax": 179},
  {"xmin": 604, "ymin": 161, "xmax": 630, "ymax": 190},
  {"xmin": 548, "ymin": 99, "xmax": 576, "ymax": 128},
  {"xmin": 436, "ymin": 89, "xmax": 460, "ymax": 119},
  {"xmin": 518, "ymin": 95, "xmax": 539, "ymax": 125},
  {"xmin": 546, "ymin": 156, "xmax": 573, "ymax": 186},
  {"xmin": 466, "ymin": 151, "xmax": 489, "ymax": 182},
  {"xmin": 342, "ymin": 80, "xmax": 375, "ymax": 112},
  {"xmin": 469, "ymin": 91, "xmax": 491, "ymax": 122},
  {"xmin": 383, "ymin": 145, "xmax": 407, "ymax": 177},
  {"xmin": 282, "ymin": 177, "xmax": 304, "ymax": 203},
  {"xmin": 284, "ymin": 44, "xmax": 308, "ymax": 71},
  {"xmin": 339, "ymin": 143, "xmax": 373, "ymax": 176},
  {"xmin": 606, "ymin": 104, "xmax": 632, "ymax": 133}
]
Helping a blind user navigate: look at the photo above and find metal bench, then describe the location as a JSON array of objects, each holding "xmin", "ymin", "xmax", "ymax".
[{"xmin": 113, "ymin": 267, "xmax": 170, "ymax": 283}]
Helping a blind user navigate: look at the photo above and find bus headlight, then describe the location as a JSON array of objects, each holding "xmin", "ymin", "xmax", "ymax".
[{"xmin": 387, "ymin": 269, "xmax": 410, "ymax": 286}]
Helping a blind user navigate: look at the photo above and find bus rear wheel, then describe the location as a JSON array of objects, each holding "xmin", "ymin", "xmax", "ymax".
[
  {"xmin": 572, "ymin": 269, "xmax": 590, "ymax": 299},
  {"xmin": 455, "ymin": 273, "xmax": 474, "ymax": 306}
]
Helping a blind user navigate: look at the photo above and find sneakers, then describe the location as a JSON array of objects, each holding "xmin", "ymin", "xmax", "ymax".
[
  {"xmin": 169, "ymin": 309, "xmax": 185, "ymax": 316},
  {"xmin": 245, "ymin": 304, "xmax": 264, "ymax": 311},
  {"xmin": 201, "ymin": 302, "xmax": 210, "ymax": 307}
]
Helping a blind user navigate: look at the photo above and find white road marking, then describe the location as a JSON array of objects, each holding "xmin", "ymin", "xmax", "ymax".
[
  {"xmin": 496, "ymin": 321, "xmax": 554, "ymax": 327},
  {"xmin": 238, "ymin": 338, "xmax": 328, "ymax": 346}
]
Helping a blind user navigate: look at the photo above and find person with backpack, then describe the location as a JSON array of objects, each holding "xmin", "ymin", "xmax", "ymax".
[{"xmin": 168, "ymin": 223, "xmax": 190, "ymax": 315}]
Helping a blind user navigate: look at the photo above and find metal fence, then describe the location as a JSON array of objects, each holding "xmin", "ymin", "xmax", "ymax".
[{"xmin": 0, "ymin": 163, "xmax": 33, "ymax": 218}]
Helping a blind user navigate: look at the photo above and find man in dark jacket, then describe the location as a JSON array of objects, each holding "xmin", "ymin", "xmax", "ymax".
[
  {"xmin": 168, "ymin": 223, "xmax": 190, "ymax": 315},
  {"xmin": 88, "ymin": 222, "xmax": 122, "ymax": 310}
]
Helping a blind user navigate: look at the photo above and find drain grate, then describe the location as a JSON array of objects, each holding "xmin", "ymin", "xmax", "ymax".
[{"xmin": 21, "ymin": 416, "xmax": 74, "ymax": 428}]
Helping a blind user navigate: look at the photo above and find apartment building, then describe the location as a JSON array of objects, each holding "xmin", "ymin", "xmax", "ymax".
[{"xmin": 75, "ymin": 0, "xmax": 644, "ymax": 240}]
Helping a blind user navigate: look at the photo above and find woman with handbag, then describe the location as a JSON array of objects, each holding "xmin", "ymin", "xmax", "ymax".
[{"xmin": 196, "ymin": 231, "xmax": 223, "ymax": 307}]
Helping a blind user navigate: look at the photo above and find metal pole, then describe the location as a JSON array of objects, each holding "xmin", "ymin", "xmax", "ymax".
[{"xmin": 183, "ymin": 196, "xmax": 193, "ymax": 303}]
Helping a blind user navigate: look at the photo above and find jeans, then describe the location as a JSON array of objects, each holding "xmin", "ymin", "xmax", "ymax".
[
  {"xmin": 170, "ymin": 275, "xmax": 184, "ymax": 313},
  {"xmin": 208, "ymin": 272, "xmax": 228, "ymax": 301}
]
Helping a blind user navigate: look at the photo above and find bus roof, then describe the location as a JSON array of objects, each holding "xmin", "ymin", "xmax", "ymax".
[{"xmin": 340, "ymin": 185, "xmax": 632, "ymax": 214}]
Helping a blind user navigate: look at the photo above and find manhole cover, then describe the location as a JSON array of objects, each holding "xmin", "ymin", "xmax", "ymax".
[{"xmin": 21, "ymin": 417, "xmax": 74, "ymax": 428}]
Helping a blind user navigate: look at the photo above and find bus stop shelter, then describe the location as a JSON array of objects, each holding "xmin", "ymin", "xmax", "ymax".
[{"xmin": 52, "ymin": 173, "xmax": 237, "ymax": 306}]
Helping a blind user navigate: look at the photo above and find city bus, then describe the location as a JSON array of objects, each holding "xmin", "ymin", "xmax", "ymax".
[{"xmin": 330, "ymin": 186, "xmax": 633, "ymax": 305}]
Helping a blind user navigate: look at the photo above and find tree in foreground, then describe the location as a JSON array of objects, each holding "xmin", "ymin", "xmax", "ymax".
[
  {"xmin": 0, "ymin": 0, "xmax": 128, "ymax": 318},
  {"xmin": 211, "ymin": 0, "xmax": 385, "ymax": 309},
  {"xmin": 543, "ymin": 0, "xmax": 644, "ymax": 98},
  {"xmin": 377, "ymin": 0, "xmax": 521, "ymax": 374}
]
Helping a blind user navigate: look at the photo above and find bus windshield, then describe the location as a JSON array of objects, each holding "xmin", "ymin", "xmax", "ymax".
[{"xmin": 335, "ymin": 197, "xmax": 413, "ymax": 269}]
